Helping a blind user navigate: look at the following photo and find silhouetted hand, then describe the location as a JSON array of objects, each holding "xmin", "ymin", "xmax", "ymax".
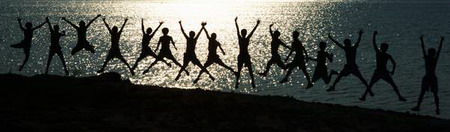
[
  {"xmin": 235, "ymin": 17, "xmax": 238, "ymax": 22},
  {"xmin": 17, "ymin": 17, "xmax": 22, "ymax": 21},
  {"xmin": 97, "ymin": 14, "xmax": 101, "ymax": 17},
  {"xmin": 256, "ymin": 19, "xmax": 261, "ymax": 24},
  {"xmin": 178, "ymin": 21, "xmax": 182, "ymax": 24},
  {"xmin": 201, "ymin": 22, "xmax": 207, "ymax": 26},
  {"xmin": 270, "ymin": 24, "xmax": 274, "ymax": 27},
  {"xmin": 125, "ymin": 18, "xmax": 129, "ymax": 21},
  {"xmin": 419, "ymin": 35, "xmax": 424, "ymax": 40},
  {"xmin": 102, "ymin": 18, "xmax": 106, "ymax": 21},
  {"xmin": 358, "ymin": 29, "xmax": 364, "ymax": 35},
  {"xmin": 61, "ymin": 17, "xmax": 66, "ymax": 20},
  {"xmin": 160, "ymin": 21, "xmax": 164, "ymax": 24},
  {"xmin": 374, "ymin": 31, "xmax": 378, "ymax": 35}
]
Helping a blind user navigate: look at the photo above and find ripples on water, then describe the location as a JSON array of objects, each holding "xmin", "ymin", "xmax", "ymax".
[{"xmin": 0, "ymin": 0, "xmax": 449, "ymax": 118}]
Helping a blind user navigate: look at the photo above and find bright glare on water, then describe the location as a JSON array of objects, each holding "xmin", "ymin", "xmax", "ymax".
[{"xmin": 0, "ymin": 0, "xmax": 449, "ymax": 119}]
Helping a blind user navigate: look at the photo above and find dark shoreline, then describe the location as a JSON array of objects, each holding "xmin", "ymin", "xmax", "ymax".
[{"xmin": 0, "ymin": 73, "xmax": 449, "ymax": 131}]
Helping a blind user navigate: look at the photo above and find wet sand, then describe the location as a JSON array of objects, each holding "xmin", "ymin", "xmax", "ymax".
[{"xmin": 0, "ymin": 73, "xmax": 449, "ymax": 131}]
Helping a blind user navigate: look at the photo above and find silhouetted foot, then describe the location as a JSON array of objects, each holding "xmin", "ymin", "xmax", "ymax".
[
  {"xmin": 359, "ymin": 96, "xmax": 366, "ymax": 101},
  {"xmin": 174, "ymin": 75, "xmax": 181, "ymax": 81},
  {"xmin": 399, "ymin": 97, "xmax": 406, "ymax": 102},
  {"xmin": 411, "ymin": 106, "xmax": 420, "ymax": 111},
  {"xmin": 305, "ymin": 82, "xmax": 313, "ymax": 89},
  {"xmin": 235, "ymin": 82, "xmax": 239, "ymax": 89},
  {"xmin": 193, "ymin": 78, "xmax": 200, "ymax": 84},
  {"xmin": 97, "ymin": 69, "xmax": 104, "ymax": 73},
  {"xmin": 279, "ymin": 78, "xmax": 288, "ymax": 83},
  {"xmin": 251, "ymin": 83, "xmax": 256, "ymax": 88},
  {"xmin": 143, "ymin": 69, "xmax": 150, "ymax": 74},
  {"xmin": 258, "ymin": 72, "xmax": 267, "ymax": 77},
  {"xmin": 436, "ymin": 109, "xmax": 440, "ymax": 115},
  {"xmin": 326, "ymin": 86, "xmax": 335, "ymax": 92}
]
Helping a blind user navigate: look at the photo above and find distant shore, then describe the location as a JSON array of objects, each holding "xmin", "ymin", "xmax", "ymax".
[{"xmin": 0, "ymin": 73, "xmax": 449, "ymax": 131}]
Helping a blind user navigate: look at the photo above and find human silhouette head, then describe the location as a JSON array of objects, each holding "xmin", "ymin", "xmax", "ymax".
[
  {"xmin": 146, "ymin": 28, "xmax": 152, "ymax": 35},
  {"xmin": 189, "ymin": 31, "xmax": 195, "ymax": 38},
  {"xmin": 162, "ymin": 28, "xmax": 169, "ymax": 35},
  {"xmin": 380, "ymin": 43, "xmax": 389, "ymax": 52},
  {"xmin": 25, "ymin": 22, "xmax": 32, "ymax": 29},
  {"xmin": 79, "ymin": 21, "xmax": 86, "ymax": 27},
  {"xmin": 344, "ymin": 39, "xmax": 352, "ymax": 47},
  {"xmin": 112, "ymin": 26, "xmax": 118, "ymax": 33},
  {"xmin": 428, "ymin": 48, "xmax": 436, "ymax": 57},
  {"xmin": 274, "ymin": 30, "xmax": 281, "ymax": 38},
  {"xmin": 241, "ymin": 29, "xmax": 247, "ymax": 37},
  {"xmin": 319, "ymin": 42, "xmax": 326, "ymax": 50},
  {"xmin": 293, "ymin": 31, "xmax": 299, "ymax": 38},
  {"xmin": 211, "ymin": 33, "xmax": 217, "ymax": 40},
  {"xmin": 53, "ymin": 25, "xmax": 60, "ymax": 32}
]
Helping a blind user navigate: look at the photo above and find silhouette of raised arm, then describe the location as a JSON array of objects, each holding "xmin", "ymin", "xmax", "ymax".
[
  {"xmin": 46, "ymin": 17, "xmax": 54, "ymax": 32},
  {"xmin": 355, "ymin": 29, "xmax": 363, "ymax": 47},
  {"xmin": 102, "ymin": 18, "xmax": 111, "ymax": 33},
  {"xmin": 179, "ymin": 21, "xmax": 188, "ymax": 38},
  {"xmin": 32, "ymin": 19, "xmax": 47, "ymax": 31},
  {"xmin": 389, "ymin": 56, "xmax": 396, "ymax": 75},
  {"xmin": 203, "ymin": 24, "xmax": 210, "ymax": 39},
  {"xmin": 195, "ymin": 22, "xmax": 205, "ymax": 40},
  {"xmin": 17, "ymin": 18, "xmax": 25, "ymax": 31},
  {"xmin": 235, "ymin": 17, "xmax": 241, "ymax": 38},
  {"xmin": 437, "ymin": 36, "xmax": 444, "ymax": 60},
  {"xmin": 141, "ymin": 19, "xmax": 146, "ymax": 34},
  {"xmin": 151, "ymin": 21, "xmax": 163, "ymax": 37},
  {"xmin": 373, "ymin": 31, "xmax": 379, "ymax": 52},
  {"xmin": 119, "ymin": 18, "xmax": 128, "ymax": 34},
  {"xmin": 420, "ymin": 35, "xmax": 427, "ymax": 56},
  {"xmin": 247, "ymin": 19, "xmax": 260, "ymax": 38},
  {"xmin": 87, "ymin": 14, "xmax": 101, "ymax": 28},
  {"xmin": 62, "ymin": 17, "xmax": 79, "ymax": 29},
  {"xmin": 328, "ymin": 33, "xmax": 344, "ymax": 48},
  {"xmin": 269, "ymin": 24, "xmax": 274, "ymax": 37}
]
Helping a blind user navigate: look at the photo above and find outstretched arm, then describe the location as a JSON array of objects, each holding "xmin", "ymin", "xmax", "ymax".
[
  {"xmin": 420, "ymin": 35, "xmax": 426, "ymax": 56},
  {"xmin": 269, "ymin": 24, "xmax": 274, "ymax": 37},
  {"xmin": 17, "ymin": 18, "xmax": 25, "ymax": 31},
  {"xmin": 119, "ymin": 18, "xmax": 128, "ymax": 34},
  {"xmin": 151, "ymin": 21, "xmax": 164, "ymax": 37},
  {"xmin": 141, "ymin": 19, "xmax": 145, "ymax": 34},
  {"xmin": 155, "ymin": 39, "xmax": 161, "ymax": 51},
  {"xmin": 354, "ymin": 29, "xmax": 363, "ymax": 47},
  {"xmin": 219, "ymin": 43, "xmax": 226, "ymax": 55},
  {"xmin": 46, "ymin": 17, "xmax": 53, "ymax": 32},
  {"xmin": 171, "ymin": 37, "xmax": 177, "ymax": 50},
  {"xmin": 284, "ymin": 50, "xmax": 293, "ymax": 62},
  {"xmin": 437, "ymin": 36, "xmax": 444, "ymax": 60},
  {"xmin": 102, "ymin": 18, "xmax": 111, "ymax": 32},
  {"xmin": 179, "ymin": 21, "xmax": 188, "ymax": 38},
  {"xmin": 201, "ymin": 22, "xmax": 209, "ymax": 39},
  {"xmin": 280, "ymin": 40, "xmax": 291, "ymax": 50},
  {"xmin": 389, "ymin": 56, "xmax": 396, "ymax": 75},
  {"xmin": 33, "ymin": 19, "xmax": 47, "ymax": 30},
  {"xmin": 86, "ymin": 14, "xmax": 101, "ymax": 27},
  {"xmin": 247, "ymin": 19, "xmax": 260, "ymax": 38},
  {"xmin": 62, "ymin": 17, "xmax": 78, "ymax": 29},
  {"xmin": 328, "ymin": 33, "xmax": 344, "ymax": 48},
  {"xmin": 235, "ymin": 17, "xmax": 241, "ymax": 38},
  {"xmin": 195, "ymin": 23, "xmax": 204, "ymax": 40},
  {"xmin": 372, "ymin": 31, "xmax": 379, "ymax": 52}
]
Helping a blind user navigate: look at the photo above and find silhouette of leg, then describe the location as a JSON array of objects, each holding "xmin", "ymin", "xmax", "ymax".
[
  {"xmin": 235, "ymin": 59, "xmax": 244, "ymax": 89},
  {"xmin": 382, "ymin": 75, "xmax": 406, "ymax": 101},
  {"xmin": 71, "ymin": 45, "xmax": 83, "ymax": 55},
  {"xmin": 132, "ymin": 54, "xmax": 148, "ymax": 70},
  {"xmin": 85, "ymin": 42, "xmax": 95, "ymax": 54},
  {"xmin": 328, "ymin": 71, "xmax": 345, "ymax": 92},
  {"xmin": 193, "ymin": 59, "xmax": 215, "ymax": 82},
  {"xmin": 301, "ymin": 67, "xmax": 313, "ymax": 89},
  {"xmin": 19, "ymin": 48, "xmax": 30, "ymax": 71},
  {"xmin": 352, "ymin": 70, "xmax": 372, "ymax": 96},
  {"xmin": 143, "ymin": 57, "xmax": 161, "ymax": 74},
  {"xmin": 167, "ymin": 54, "xmax": 188, "ymax": 75},
  {"xmin": 311, "ymin": 68, "xmax": 321, "ymax": 83},
  {"xmin": 98, "ymin": 54, "xmax": 113, "ymax": 73},
  {"xmin": 275, "ymin": 59, "xmax": 287, "ymax": 70},
  {"xmin": 259, "ymin": 59, "xmax": 274, "ymax": 77},
  {"xmin": 151, "ymin": 54, "xmax": 172, "ymax": 67},
  {"xmin": 247, "ymin": 61, "xmax": 256, "ymax": 88},
  {"xmin": 193, "ymin": 60, "xmax": 213, "ymax": 83},
  {"xmin": 216, "ymin": 59, "xmax": 235, "ymax": 73},
  {"xmin": 280, "ymin": 63, "xmax": 295, "ymax": 83},
  {"xmin": 117, "ymin": 54, "xmax": 135, "ymax": 76},
  {"xmin": 412, "ymin": 78, "xmax": 428, "ymax": 111},
  {"xmin": 175, "ymin": 58, "xmax": 189, "ymax": 81},
  {"xmin": 360, "ymin": 74, "xmax": 380, "ymax": 101},
  {"xmin": 431, "ymin": 78, "xmax": 439, "ymax": 115},
  {"xmin": 56, "ymin": 51, "xmax": 69, "ymax": 75},
  {"xmin": 45, "ymin": 51, "xmax": 56, "ymax": 75},
  {"xmin": 433, "ymin": 92, "xmax": 440, "ymax": 115},
  {"xmin": 325, "ymin": 70, "xmax": 338, "ymax": 84}
]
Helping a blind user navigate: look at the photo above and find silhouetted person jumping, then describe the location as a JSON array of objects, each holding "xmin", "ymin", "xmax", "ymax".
[
  {"xmin": 131, "ymin": 19, "xmax": 170, "ymax": 70},
  {"xmin": 174, "ymin": 21, "xmax": 214, "ymax": 81},
  {"xmin": 11, "ymin": 17, "xmax": 47, "ymax": 71},
  {"xmin": 310, "ymin": 42, "xmax": 338, "ymax": 84},
  {"xmin": 44, "ymin": 17, "xmax": 69, "ymax": 75},
  {"xmin": 234, "ymin": 17, "xmax": 260, "ymax": 89},
  {"xmin": 412, "ymin": 35, "xmax": 444, "ymax": 115},
  {"xmin": 327, "ymin": 30, "xmax": 371, "ymax": 93},
  {"xmin": 259, "ymin": 24, "xmax": 291, "ymax": 77},
  {"xmin": 360, "ymin": 31, "xmax": 406, "ymax": 101},
  {"xmin": 193, "ymin": 22, "xmax": 235, "ymax": 83},
  {"xmin": 280, "ymin": 31, "xmax": 313, "ymax": 88},
  {"xmin": 142, "ymin": 27, "xmax": 187, "ymax": 74},
  {"xmin": 97, "ymin": 18, "xmax": 135, "ymax": 76},
  {"xmin": 62, "ymin": 14, "xmax": 101, "ymax": 55}
]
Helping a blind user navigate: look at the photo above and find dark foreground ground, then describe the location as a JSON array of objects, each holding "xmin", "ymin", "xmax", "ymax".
[{"xmin": 0, "ymin": 73, "xmax": 449, "ymax": 132}]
